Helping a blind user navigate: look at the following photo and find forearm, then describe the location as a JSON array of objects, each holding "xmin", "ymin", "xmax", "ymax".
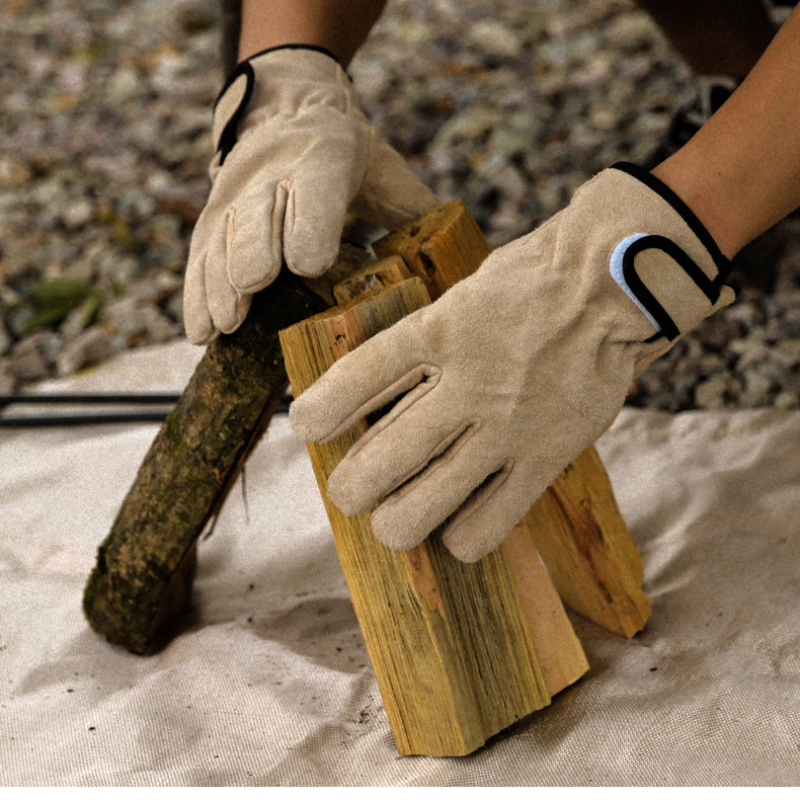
[
  {"xmin": 238, "ymin": 0, "xmax": 388, "ymax": 66},
  {"xmin": 652, "ymin": 6, "xmax": 800, "ymax": 258}
]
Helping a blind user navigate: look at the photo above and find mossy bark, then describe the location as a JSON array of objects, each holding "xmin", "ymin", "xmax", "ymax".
[{"xmin": 82, "ymin": 270, "xmax": 328, "ymax": 654}]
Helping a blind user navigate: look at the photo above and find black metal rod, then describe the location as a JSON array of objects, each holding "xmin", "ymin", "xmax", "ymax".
[
  {"xmin": 0, "ymin": 396, "xmax": 293, "ymax": 428},
  {"xmin": 0, "ymin": 393, "xmax": 183, "ymax": 407},
  {"xmin": 0, "ymin": 412, "xmax": 173, "ymax": 428}
]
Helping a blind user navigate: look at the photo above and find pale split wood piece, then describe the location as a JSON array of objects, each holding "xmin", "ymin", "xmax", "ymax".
[
  {"xmin": 525, "ymin": 447, "xmax": 651, "ymax": 637},
  {"xmin": 373, "ymin": 201, "xmax": 651, "ymax": 639},
  {"xmin": 280, "ymin": 279, "xmax": 588, "ymax": 757},
  {"xmin": 499, "ymin": 522, "xmax": 588, "ymax": 696},
  {"xmin": 332, "ymin": 254, "xmax": 411, "ymax": 305}
]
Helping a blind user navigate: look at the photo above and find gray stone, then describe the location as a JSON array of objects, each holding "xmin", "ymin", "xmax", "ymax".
[
  {"xmin": 741, "ymin": 369, "xmax": 773, "ymax": 407},
  {"xmin": 604, "ymin": 12, "xmax": 661, "ymax": 52},
  {"xmin": 773, "ymin": 390, "xmax": 799, "ymax": 410},
  {"xmin": 693, "ymin": 373, "xmax": 728, "ymax": 410},
  {"xmin": 467, "ymin": 20, "xmax": 524, "ymax": 61},
  {"xmin": 0, "ymin": 317, "xmax": 11, "ymax": 356},
  {"xmin": 101, "ymin": 298, "xmax": 180, "ymax": 345},
  {"xmin": 61, "ymin": 197, "xmax": 94, "ymax": 229},
  {"xmin": 56, "ymin": 328, "xmax": 115, "ymax": 376},
  {"xmin": 10, "ymin": 349, "xmax": 49, "ymax": 382},
  {"xmin": 0, "ymin": 360, "xmax": 16, "ymax": 393}
]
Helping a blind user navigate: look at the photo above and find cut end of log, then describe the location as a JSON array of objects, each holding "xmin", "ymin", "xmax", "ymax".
[
  {"xmin": 82, "ymin": 541, "xmax": 198, "ymax": 655},
  {"xmin": 373, "ymin": 200, "xmax": 491, "ymax": 301}
]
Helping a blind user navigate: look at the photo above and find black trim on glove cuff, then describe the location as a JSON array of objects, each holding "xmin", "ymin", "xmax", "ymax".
[
  {"xmin": 610, "ymin": 161, "xmax": 732, "ymax": 343},
  {"xmin": 610, "ymin": 161, "xmax": 731, "ymax": 281},
  {"xmin": 213, "ymin": 44, "xmax": 341, "ymax": 167}
]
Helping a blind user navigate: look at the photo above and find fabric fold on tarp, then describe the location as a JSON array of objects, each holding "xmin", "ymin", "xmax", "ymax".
[{"xmin": 1, "ymin": 340, "xmax": 799, "ymax": 786}]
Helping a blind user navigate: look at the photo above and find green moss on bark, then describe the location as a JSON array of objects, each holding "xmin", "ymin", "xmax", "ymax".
[{"xmin": 83, "ymin": 272, "xmax": 328, "ymax": 654}]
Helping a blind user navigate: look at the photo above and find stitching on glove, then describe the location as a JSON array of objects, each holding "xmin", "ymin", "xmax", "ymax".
[
  {"xmin": 611, "ymin": 233, "xmax": 722, "ymax": 341},
  {"xmin": 374, "ymin": 418, "xmax": 482, "ymax": 509}
]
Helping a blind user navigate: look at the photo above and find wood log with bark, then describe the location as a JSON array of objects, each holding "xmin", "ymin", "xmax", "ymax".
[{"xmin": 81, "ymin": 240, "xmax": 370, "ymax": 654}]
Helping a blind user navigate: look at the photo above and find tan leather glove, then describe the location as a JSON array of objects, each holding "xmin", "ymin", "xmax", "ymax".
[
  {"xmin": 183, "ymin": 45, "xmax": 439, "ymax": 344},
  {"xmin": 289, "ymin": 163, "xmax": 735, "ymax": 562}
]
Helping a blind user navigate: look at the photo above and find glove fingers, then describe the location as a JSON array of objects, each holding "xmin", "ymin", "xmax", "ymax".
[
  {"xmin": 226, "ymin": 180, "xmax": 289, "ymax": 294},
  {"xmin": 368, "ymin": 433, "xmax": 499, "ymax": 552},
  {"xmin": 351, "ymin": 134, "xmax": 439, "ymax": 231},
  {"xmin": 205, "ymin": 215, "xmax": 252, "ymax": 335},
  {"xmin": 289, "ymin": 316, "xmax": 438, "ymax": 443},
  {"xmin": 439, "ymin": 465, "xmax": 528, "ymax": 563},
  {"xmin": 182, "ymin": 252, "xmax": 218, "ymax": 345},
  {"xmin": 283, "ymin": 170, "xmax": 351, "ymax": 278},
  {"xmin": 326, "ymin": 391, "xmax": 476, "ymax": 516}
]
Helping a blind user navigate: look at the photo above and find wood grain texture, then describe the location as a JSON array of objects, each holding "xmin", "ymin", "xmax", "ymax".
[
  {"xmin": 523, "ymin": 447, "xmax": 651, "ymax": 637},
  {"xmin": 373, "ymin": 200, "xmax": 489, "ymax": 301},
  {"xmin": 374, "ymin": 202, "xmax": 650, "ymax": 638},
  {"xmin": 332, "ymin": 255, "xmax": 411, "ymax": 304},
  {"xmin": 280, "ymin": 279, "xmax": 584, "ymax": 756}
]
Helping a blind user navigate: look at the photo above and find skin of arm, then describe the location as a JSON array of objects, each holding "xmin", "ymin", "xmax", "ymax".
[
  {"xmin": 652, "ymin": 5, "xmax": 800, "ymax": 259},
  {"xmin": 238, "ymin": 0, "xmax": 388, "ymax": 66}
]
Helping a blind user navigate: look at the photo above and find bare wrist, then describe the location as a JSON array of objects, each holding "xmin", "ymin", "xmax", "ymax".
[{"xmin": 651, "ymin": 152, "xmax": 745, "ymax": 260}]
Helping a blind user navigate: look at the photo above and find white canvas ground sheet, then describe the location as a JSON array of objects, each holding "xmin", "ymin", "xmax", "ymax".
[{"xmin": 2, "ymin": 340, "xmax": 800, "ymax": 786}]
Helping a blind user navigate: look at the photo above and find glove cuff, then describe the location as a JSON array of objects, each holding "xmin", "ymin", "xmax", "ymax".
[
  {"xmin": 606, "ymin": 161, "xmax": 732, "ymax": 342},
  {"xmin": 212, "ymin": 44, "xmax": 341, "ymax": 167}
]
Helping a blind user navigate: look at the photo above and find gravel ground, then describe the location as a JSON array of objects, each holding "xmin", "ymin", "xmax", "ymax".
[{"xmin": 2, "ymin": 0, "xmax": 800, "ymax": 412}]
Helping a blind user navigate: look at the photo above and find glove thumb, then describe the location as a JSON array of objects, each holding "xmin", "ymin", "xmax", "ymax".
[{"xmin": 350, "ymin": 133, "xmax": 440, "ymax": 231}]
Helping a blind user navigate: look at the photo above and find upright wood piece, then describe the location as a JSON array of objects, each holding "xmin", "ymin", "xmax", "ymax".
[
  {"xmin": 280, "ymin": 279, "xmax": 588, "ymax": 757},
  {"xmin": 525, "ymin": 447, "xmax": 650, "ymax": 637},
  {"xmin": 374, "ymin": 201, "xmax": 651, "ymax": 638}
]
